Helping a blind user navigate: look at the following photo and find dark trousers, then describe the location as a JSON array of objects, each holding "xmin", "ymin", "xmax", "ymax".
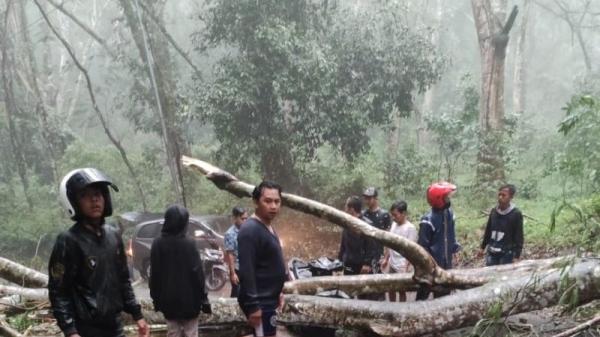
[
  {"xmin": 76, "ymin": 316, "xmax": 124, "ymax": 337},
  {"xmin": 343, "ymin": 264, "xmax": 385, "ymax": 300},
  {"xmin": 485, "ymin": 251, "xmax": 514, "ymax": 266},
  {"xmin": 415, "ymin": 286, "xmax": 451, "ymax": 301}
]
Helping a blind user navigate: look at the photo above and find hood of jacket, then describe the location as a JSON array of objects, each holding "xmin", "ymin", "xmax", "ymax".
[{"xmin": 162, "ymin": 205, "xmax": 189, "ymax": 236}]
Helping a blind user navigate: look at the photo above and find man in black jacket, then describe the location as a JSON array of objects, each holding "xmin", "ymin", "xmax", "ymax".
[
  {"xmin": 480, "ymin": 184, "xmax": 524, "ymax": 266},
  {"xmin": 49, "ymin": 168, "xmax": 149, "ymax": 337},
  {"xmin": 150, "ymin": 205, "xmax": 211, "ymax": 337},
  {"xmin": 362, "ymin": 187, "xmax": 392, "ymax": 272},
  {"xmin": 238, "ymin": 181, "xmax": 287, "ymax": 337},
  {"xmin": 338, "ymin": 196, "xmax": 373, "ymax": 276}
]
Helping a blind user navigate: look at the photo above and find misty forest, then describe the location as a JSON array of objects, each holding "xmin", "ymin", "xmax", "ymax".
[{"xmin": 1, "ymin": 0, "xmax": 600, "ymax": 336}]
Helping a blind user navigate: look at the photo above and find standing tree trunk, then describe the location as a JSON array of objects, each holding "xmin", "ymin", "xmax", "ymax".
[
  {"xmin": 118, "ymin": 0, "xmax": 187, "ymax": 205},
  {"xmin": 0, "ymin": 2, "xmax": 33, "ymax": 208},
  {"xmin": 417, "ymin": 0, "xmax": 443, "ymax": 148},
  {"xmin": 472, "ymin": 0, "xmax": 518, "ymax": 184},
  {"xmin": 16, "ymin": 1, "xmax": 60, "ymax": 183},
  {"xmin": 512, "ymin": 0, "xmax": 530, "ymax": 116}
]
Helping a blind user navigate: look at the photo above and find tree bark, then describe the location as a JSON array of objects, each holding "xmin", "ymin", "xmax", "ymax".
[
  {"xmin": 0, "ymin": 257, "xmax": 48, "ymax": 288},
  {"xmin": 417, "ymin": 0, "xmax": 443, "ymax": 147},
  {"xmin": 472, "ymin": 1, "xmax": 518, "ymax": 183},
  {"xmin": 512, "ymin": 0, "xmax": 529, "ymax": 115},
  {"xmin": 279, "ymin": 259, "xmax": 600, "ymax": 337},
  {"xmin": 0, "ymin": 285, "xmax": 47, "ymax": 302},
  {"xmin": 284, "ymin": 256, "xmax": 567, "ymax": 296}
]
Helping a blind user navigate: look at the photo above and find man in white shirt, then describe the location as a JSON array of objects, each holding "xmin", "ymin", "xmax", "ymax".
[{"xmin": 382, "ymin": 200, "xmax": 417, "ymax": 302}]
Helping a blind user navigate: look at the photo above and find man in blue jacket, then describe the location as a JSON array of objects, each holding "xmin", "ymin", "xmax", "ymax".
[
  {"xmin": 237, "ymin": 181, "xmax": 287, "ymax": 337},
  {"xmin": 416, "ymin": 181, "xmax": 461, "ymax": 300}
]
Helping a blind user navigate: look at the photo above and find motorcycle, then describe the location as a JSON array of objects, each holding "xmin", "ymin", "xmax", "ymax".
[
  {"xmin": 201, "ymin": 248, "xmax": 228, "ymax": 291},
  {"xmin": 287, "ymin": 256, "xmax": 348, "ymax": 337}
]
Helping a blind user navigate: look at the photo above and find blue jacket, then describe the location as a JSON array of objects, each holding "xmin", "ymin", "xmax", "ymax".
[{"xmin": 418, "ymin": 208, "xmax": 461, "ymax": 269}]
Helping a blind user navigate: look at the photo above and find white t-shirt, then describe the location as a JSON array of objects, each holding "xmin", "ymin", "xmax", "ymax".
[{"xmin": 389, "ymin": 221, "xmax": 418, "ymax": 272}]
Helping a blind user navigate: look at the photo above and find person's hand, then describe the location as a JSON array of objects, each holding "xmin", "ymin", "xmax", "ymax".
[
  {"xmin": 230, "ymin": 272, "xmax": 239, "ymax": 285},
  {"xmin": 360, "ymin": 265, "xmax": 372, "ymax": 274},
  {"xmin": 68, "ymin": 334, "xmax": 81, "ymax": 337},
  {"xmin": 477, "ymin": 248, "xmax": 485, "ymax": 258},
  {"xmin": 278, "ymin": 293, "xmax": 285, "ymax": 310},
  {"xmin": 248, "ymin": 309, "xmax": 262, "ymax": 328},
  {"xmin": 136, "ymin": 318, "xmax": 149, "ymax": 337}
]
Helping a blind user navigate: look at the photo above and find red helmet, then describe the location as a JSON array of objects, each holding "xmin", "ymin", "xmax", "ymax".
[{"xmin": 426, "ymin": 182, "xmax": 457, "ymax": 209}]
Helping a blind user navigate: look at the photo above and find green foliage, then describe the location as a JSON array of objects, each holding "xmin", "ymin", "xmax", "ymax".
[
  {"xmin": 7, "ymin": 312, "xmax": 36, "ymax": 332},
  {"xmin": 382, "ymin": 144, "xmax": 436, "ymax": 198},
  {"xmin": 549, "ymin": 197, "xmax": 600, "ymax": 252},
  {"xmin": 194, "ymin": 0, "xmax": 445, "ymax": 186},
  {"xmin": 546, "ymin": 95, "xmax": 600, "ymax": 194}
]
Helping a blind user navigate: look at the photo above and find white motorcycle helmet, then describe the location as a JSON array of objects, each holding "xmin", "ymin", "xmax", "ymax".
[{"xmin": 59, "ymin": 168, "xmax": 119, "ymax": 220}]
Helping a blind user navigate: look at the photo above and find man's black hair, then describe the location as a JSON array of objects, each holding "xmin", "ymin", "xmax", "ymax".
[
  {"xmin": 345, "ymin": 196, "xmax": 363, "ymax": 214},
  {"xmin": 390, "ymin": 200, "xmax": 408, "ymax": 213},
  {"xmin": 251, "ymin": 180, "xmax": 282, "ymax": 201},
  {"xmin": 232, "ymin": 206, "xmax": 246, "ymax": 217},
  {"xmin": 499, "ymin": 184, "xmax": 517, "ymax": 196}
]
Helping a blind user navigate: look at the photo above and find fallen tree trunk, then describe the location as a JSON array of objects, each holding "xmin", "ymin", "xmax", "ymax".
[
  {"xmin": 284, "ymin": 256, "xmax": 569, "ymax": 296},
  {"xmin": 0, "ymin": 285, "xmax": 47, "ymax": 302},
  {"xmin": 0, "ymin": 255, "xmax": 598, "ymax": 336},
  {"xmin": 182, "ymin": 156, "xmax": 475, "ymax": 287},
  {"xmin": 0, "ymin": 257, "xmax": 48, "ymax": 288},
  {"xmin": 279, "ymin": 258, "xmax": 600, "ymax": 337}
]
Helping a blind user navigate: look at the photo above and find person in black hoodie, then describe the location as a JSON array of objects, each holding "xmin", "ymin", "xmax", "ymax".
[
  {"xmin": 49, "ymin": 168, "xmax": 149, "ymax": 337},
  {"xmin": 150, "ymin": 205, "xmax": 211, "ymax": 337},
  {"xmin": 480, "ymin": 184, "xmax": 524, "ymax": 266}
]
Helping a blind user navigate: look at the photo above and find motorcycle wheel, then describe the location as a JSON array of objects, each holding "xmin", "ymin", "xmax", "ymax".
[{"xmin": 205, "ymin": 268, "xmax": 227, "ymax": 291}]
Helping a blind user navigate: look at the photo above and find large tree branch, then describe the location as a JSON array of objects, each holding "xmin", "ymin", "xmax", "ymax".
[
  {"xmin": 284, "ymin": 256, "xmax": 568, "ymax": 296},
  {"xmin": 0, "ymin": 257, "xmax": 48, "ymax": 288},
  {"xmin": 45, "ymin": 0, "xmax": 117, "ymax": 59},
  {"xmin": 0, "ymin": 285, "xmax": 47, "ymax": 302},
  {"xmin": 182, "ymin": 155, "xmax": 493, "ymax": 289},
  {"xmin": 137, "ymin": 1, "xmax": 201, "ymax": 76},
  {"xmin": 279, "ymin": 259, "xmax": 600, "ymax": 337}
]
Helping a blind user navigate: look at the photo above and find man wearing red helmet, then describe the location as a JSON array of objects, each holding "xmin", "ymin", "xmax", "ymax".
[{"xmin": 416, "ymin": 182, "xmax": 461, "ymax": 300}]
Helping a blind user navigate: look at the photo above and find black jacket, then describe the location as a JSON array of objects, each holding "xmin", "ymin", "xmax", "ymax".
[
  {"xmin": 338, "ymin": 216, "xmax": 372, "ymax": 267},
  {"xmin": 237, "ymin": 217, "xmax": 287, "ymax": 314},
  {"xmin": 150, "ymin": 205, "xmax": 209, "ymax": 320},
  {"xmin": 362, "ymin": 208, "xmax": 392, "ymax": 262},
  {"xmin": 481, "ymin": 204, "xmax": 524, "ymax": 258},
  {"xmin": 48, "ymin": 223, "xmax": 142, "ymax": 337}
]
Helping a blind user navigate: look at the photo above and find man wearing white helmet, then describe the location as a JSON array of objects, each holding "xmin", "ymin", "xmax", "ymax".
[{"xmin": 48, "ymin": 168, "xmax": 149, "ymax": 337}]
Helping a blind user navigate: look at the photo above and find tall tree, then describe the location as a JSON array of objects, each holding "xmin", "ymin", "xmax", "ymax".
[
  {"xmin": 512, "ymin": 0, "xmax": 531, "ymax": 116},
  {"xmin": 196, "ymin": 0, "xmax": 444, "ymax": 190},
  {"xmin": 534, "ymin": 0, "xmax": 597, "ymax": 74},
  {"xmin": 471, "ymin": 0, "xmax": 518, "ymax": 184},
  {"xmin": 16, "ymin": 1, "xmax": 63, "ymax": 182},
  {"xmin": 118, "ymin": 0, "xmax": 187, "ymax": 205}
]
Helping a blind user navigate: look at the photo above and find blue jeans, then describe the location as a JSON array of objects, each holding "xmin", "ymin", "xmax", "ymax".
[{"xmin": 486, "ymin": 251, "xmax": 514, "ymax": 266}]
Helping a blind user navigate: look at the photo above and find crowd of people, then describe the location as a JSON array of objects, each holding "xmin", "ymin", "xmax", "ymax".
[{"xmin": 47, "ymin": 167, "xmax": 524, "ymax": 337}]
